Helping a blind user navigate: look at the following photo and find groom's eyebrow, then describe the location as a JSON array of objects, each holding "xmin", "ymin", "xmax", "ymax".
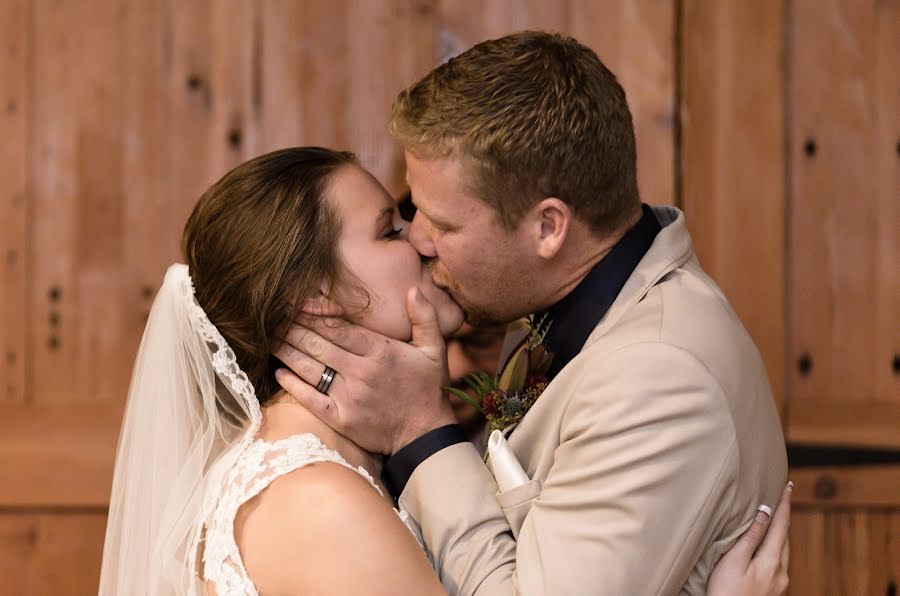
[
  {"xmin": 418, "ymin": 206, "xmax": 457, "ymax": 231},
  {"xmin": 408, "ymin": 190, "xmax": 459, "ymax": 230}
]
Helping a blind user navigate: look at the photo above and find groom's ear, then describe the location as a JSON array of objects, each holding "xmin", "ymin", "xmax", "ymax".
[
  {"xmin": 530, "ymin": 197, "xmax": 571, "ymax": 260},
  {"xmin": 300, "ymin": 292, "xmax": 345, "ymax": 317}
]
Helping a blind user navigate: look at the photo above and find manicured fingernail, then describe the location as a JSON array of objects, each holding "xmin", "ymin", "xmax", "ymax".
[
  {"xmin": 275, "ymin": 368, "xmax": 287, "ymax": 379},
  {"xmin": 786, "ymin": 480, "xmax": 794, "ymax": 493},
  {"xmin": 756, "ymin": 504, "xmax": 772, "ymax": 522}
]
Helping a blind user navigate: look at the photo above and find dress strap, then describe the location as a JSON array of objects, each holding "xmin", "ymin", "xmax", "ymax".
[{"xmin": 247, "ymin": 433, "xmax": 384, "ymax": 499}]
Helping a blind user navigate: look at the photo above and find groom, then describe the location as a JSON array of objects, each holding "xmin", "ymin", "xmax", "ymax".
[{"xmin": 277, "ymin": 31, "xmax": 787, "ymax": 594}]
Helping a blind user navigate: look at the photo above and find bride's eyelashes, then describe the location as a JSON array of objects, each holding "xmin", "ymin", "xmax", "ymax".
[{"xmin": 383, "ymin": 228, "xmax": 403, "ymax": 240}]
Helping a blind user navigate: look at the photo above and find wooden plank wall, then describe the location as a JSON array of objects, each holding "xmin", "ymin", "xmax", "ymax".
[
  {"xmin": 784, "ymin": 2, "xmax": 899, "ymax": 593},
  {"xmin": 0, "ymin": 0, "xmax": 678, "ymax": 505},
  {"xmin": 787, "ymin": 0, "xmax": 899, "ymax": 449},
  {"xmin": 680, "ymin": 0, "xmax": 786, "ymax": 414},
  {"xmin": 682, "ymin": 2, "xmax": 898, "ymax": 594},
  {"xmin": 0, "ymin": 1, "xmax": 896, "ymax": 593}
]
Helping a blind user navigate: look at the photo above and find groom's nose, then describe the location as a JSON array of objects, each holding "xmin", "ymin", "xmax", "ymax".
[{"xmin": 408, "ymin": 212, "xmax": 437, "ymax": 259}]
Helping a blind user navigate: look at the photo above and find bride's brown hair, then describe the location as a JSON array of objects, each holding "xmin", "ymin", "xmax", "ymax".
[{"xmin": 183, "ymin": 147, "xmax": 356, "ymax": 404}]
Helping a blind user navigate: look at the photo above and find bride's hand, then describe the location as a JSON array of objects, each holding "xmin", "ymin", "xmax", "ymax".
[{"xmin": 708, "ymin": 481, "xmax": 792, "ymax": 596}]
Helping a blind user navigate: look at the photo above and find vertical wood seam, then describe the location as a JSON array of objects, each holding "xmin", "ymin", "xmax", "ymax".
[
  {"xmin": 781, "ymin": 0, "xmax": 793, "ymax": 427},
  {"xmin": 673, "ymin": 0, "xmax": 684, "ymax": 211},
  {"xmin": 24, "ymin": 0, "xmax": 35, "ymax": 405}
]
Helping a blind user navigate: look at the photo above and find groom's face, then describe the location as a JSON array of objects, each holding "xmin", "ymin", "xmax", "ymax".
[{"xmin": 405, "ymin": 151, "xmax": 534, "ymax": 326}]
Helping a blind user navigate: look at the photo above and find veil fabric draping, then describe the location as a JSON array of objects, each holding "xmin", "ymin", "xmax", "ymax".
[{"xmin": 99, "ymin": 263, "xmax": 262, "ymax": 595}]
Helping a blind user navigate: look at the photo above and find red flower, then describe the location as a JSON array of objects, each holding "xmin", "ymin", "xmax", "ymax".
[
  {"xmin": 526, "ymin": 374, "xmax": 548, "ymax": 388},
  {"xmin": 482, "ymin": 389, "xmax": 503, "ymax": 418}
]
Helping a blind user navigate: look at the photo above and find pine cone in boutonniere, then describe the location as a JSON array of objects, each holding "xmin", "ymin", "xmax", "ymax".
[{"xmin": 445, "ymin": 314, "xmax": 554, "ymax": 435}]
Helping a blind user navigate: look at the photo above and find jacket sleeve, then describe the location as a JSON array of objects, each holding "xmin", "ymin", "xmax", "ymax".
[{"xmin": 398, "ymin": 342, "xmax": 739, "ymax": 595}]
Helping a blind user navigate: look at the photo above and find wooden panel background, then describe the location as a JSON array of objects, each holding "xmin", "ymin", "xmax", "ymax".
[
  {"xmin": 0, "ymin": 0, "xmax": 896, "ymax": 593},
  {"xmin": 680, "ymin": 0, "xmax": 787, "ymax": 414},
  {"xmin": 790, "ymin": 507, "xmax": 900, "ymax": 596},
  {"xmin": 0, "ymin": 512, "xmax": 107, "ymax": 595},
  {"xmin": 0, "ymin": 0, "xmax": 679, "ymax": 509},
  {"xmin": 787, "ymin": 0, "xmax": 899, "ymax": 448}
]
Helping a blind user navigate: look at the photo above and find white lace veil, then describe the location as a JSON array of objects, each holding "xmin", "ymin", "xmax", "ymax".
[{"xmin": 99, "ymin": 263, "xmax": 262, "ymax": 595}]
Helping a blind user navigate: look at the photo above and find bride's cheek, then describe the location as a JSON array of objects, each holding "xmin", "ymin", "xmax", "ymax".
[{"xmin": 393, "ymin": 247, "xmax": 420, "ymax": 279}]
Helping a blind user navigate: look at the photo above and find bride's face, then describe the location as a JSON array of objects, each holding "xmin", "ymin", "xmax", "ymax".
[{"xmin": 329, "ymin": 164, "xmax": 465, "ymax": 340}]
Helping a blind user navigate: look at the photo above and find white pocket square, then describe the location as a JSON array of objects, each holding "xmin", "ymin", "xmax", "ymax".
[{"xmin": 487, "ymin": 429, "xmax": 530, "ymax": 492}]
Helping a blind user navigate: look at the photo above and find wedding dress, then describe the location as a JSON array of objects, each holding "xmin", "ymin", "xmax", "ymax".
[
  {"xmin": 202, "ymin": 433, "xmax": 422, "ymax": 595},
  {"xmin": 99, "ymin": 264, "xmax": 422, "ymax": 595}
]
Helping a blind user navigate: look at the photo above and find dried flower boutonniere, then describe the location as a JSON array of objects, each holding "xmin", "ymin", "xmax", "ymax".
[{"xmin": 446, "ymin": 314, "xmax": 554, "ymax": 435}]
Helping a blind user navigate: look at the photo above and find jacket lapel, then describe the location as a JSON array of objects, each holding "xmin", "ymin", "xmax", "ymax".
[{"xmin": 585, "ymin": 206, "xmax": 694, "ymax": 345}]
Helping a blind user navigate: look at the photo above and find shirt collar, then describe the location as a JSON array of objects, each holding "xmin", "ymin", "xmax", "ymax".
[{"xmin": 542, "ymin": 203, "xmax": 661, "ymax": 378}]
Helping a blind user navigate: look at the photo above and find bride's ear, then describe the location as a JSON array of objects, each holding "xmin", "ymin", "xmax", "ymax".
[{"xmin": 300, "ymin": 292, "xmax": 345, "ymax": 317}]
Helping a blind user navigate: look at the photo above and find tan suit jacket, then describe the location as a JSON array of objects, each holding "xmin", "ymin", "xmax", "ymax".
[{"xmin": 400, "ymin": 206, "xmax": 788, "ymax": 595}]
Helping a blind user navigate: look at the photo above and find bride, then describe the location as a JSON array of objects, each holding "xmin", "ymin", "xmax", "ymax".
[{"xmin": 98, "ymin": 147, "xmax": 790, "ymax": 595}]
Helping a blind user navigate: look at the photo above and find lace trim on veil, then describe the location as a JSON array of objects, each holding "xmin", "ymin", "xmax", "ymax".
[
  {"xmin": 179, "ymin": 268, "xmax": 264, "ymax": 588},
  {"xmin": 180, "ymin": 272, "xmax": 262, "ymax": 428}
]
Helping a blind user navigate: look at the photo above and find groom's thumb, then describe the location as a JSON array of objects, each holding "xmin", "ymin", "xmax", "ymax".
[{"xmin": 407, "ymin": 287, "xmax": 443, "ymax": 355}]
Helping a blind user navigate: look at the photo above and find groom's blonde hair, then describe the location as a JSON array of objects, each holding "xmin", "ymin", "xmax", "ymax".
[{"xmin": 390, "ymin": 31, "xmax": 641, "ymax": 235}]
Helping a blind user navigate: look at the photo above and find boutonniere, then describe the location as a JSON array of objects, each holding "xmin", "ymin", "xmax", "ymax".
[{"xmin": 446, "ymin": 314, "xmax": 554, "ymax": 435}]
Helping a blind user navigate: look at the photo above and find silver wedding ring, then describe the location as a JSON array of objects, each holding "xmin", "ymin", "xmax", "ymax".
[{"xmin": 316, "ymin": 366, "xmax": 337, "ymax": 395}]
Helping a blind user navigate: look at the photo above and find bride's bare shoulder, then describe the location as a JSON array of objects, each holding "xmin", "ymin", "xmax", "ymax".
[
  {"xmin": 234, "ymin": 461, "xmax": 443, "ymax": 595},
  {"xmin": 235, "ymin": 461, "xmax": 390, "ymax": 555}
]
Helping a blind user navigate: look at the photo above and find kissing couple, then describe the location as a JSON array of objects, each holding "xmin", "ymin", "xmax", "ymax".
[{"xmin": 100, "ymin": 31, "xmax": 790, "ymax": 595}]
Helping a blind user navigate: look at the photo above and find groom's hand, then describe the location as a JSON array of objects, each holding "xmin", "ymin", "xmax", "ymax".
[{"xmin": 273, "ymin": 287, "xmax": 457, "ymax": 455}]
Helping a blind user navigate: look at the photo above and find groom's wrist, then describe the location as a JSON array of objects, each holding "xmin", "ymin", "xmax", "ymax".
[{"xmin": 383, "ymin": 424, "xmax": 468, "ymax": 500}]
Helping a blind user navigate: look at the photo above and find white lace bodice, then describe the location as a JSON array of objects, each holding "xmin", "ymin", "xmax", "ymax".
[{"xmin": 201, "ymin": 433, "xmax": 420, "ymax": 596}]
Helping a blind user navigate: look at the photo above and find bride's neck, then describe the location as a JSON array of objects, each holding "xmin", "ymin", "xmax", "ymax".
[{"xmin": 259, "ymin": 392, "xmax": 382, "ymax": 477}]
